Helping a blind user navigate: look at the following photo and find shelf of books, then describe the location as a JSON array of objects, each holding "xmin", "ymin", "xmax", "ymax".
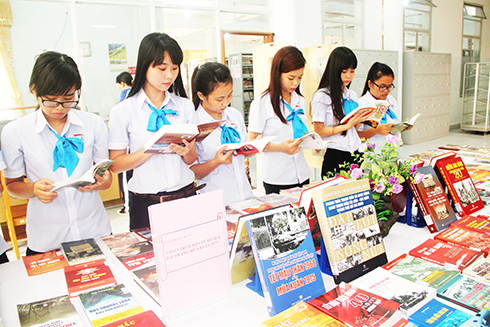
[
  {"xmin": 228, "ymin": 53, "xmax": 254, "ymax": 125},
  {"xmin": 7, "ymin": 144, "xmax": 490, "ymax": 326}
]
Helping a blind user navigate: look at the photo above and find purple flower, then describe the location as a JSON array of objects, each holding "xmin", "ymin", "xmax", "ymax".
[
  {"xmin": 389, "ymin": 176, "xmax": 398, "ymax": 185},
  {"xmin": 410, "ymin": 164, "xmax": 417, "ymax": 174},
  {"xmin": 374, "ymin": 183, "xmax": 385, "ymax": 193},
  {"xmin": 415, "ymin": 173, "xmax": 424, "ymax": 184},
  {"xmin": 359, "ymin": 143, "xmax": 367, "ymax": 153},
  {"xmin": 367, "ymin": 143, "xmax": 376, "ymax": 149},
  {"xmin": 393, "ymin": 183, "xmax": 403, "ymax": 194},
  {"xmin": 387, "ymin": 134, "xmax": 398, "ymax": 144},
  {"xmin": 351, "ymin": 168, "xmax": 362, "ymax": 179}
]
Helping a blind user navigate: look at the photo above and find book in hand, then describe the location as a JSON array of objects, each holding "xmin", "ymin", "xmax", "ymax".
[
  {"xmin": 350, "ymin": 266, "xmax": 436, "ymax": 316},
  {"xmin": 222, "ymin": 136, "xmax": 275, "ymax": 155},
  {"xmin": 102, "ymin": 310, "xmax": 166, "ymax": 327},
  {"xmin": 408, "ymin": 238, "xmax": 482, "ymax": 272},
  {"xmin": 308, "ymin": 282, "xmax": 403, "ymax": 327},
  {"xmin": 261, "ymin": 301, "xmax": 347, "ymax": 327},
  {"xmin": 22, "ymin": 249, "xmax": 68, "ymax": 277},
  {"xmin": 245, "ymin": 206, "xmax": 325, "ymax": 316},
  {"xmin": 434, "ymin": 226, "xmax": 490, "ymax": 256},
  {"xmin": 432, "ymin": 154, "xmax": 484, "ymax": 217},
  {"xmin": 17, "ymin": 294, "xmax": 84, "ymax": 327},
  {"xmin": 409, "ymin": 165, "xmax": 458, "ymax": 233},
  {"xmin": 61, "ymin": 238, "xmax": 105, "ymax": 266},
  {"xmin": 340, "ymin": 100, "xmax": 390, "ymax": 128},
  {"xmin": 296, "ymin": 132, "xmax": 334, "ymax": 150},
  {"xmin": 437, "ymin": 274, "xmax": 490, "ymax": 313},
  {"xmin": 407, "ymin": 298, "xmax": 473, "ymax": 327},
  {"xmin": 79, "ymin": 284, "xmax": 144, "ymax": 327},
  {"xmin": 50, "ymin": 159, "xmax": 112, "ymax": 192},
  {"xmin": 311, "ymin": 178, "xmax": 388, "ymax": 284},
  {"xmin": 382, "ymin": 254, "xmax": 459, "ymax": 290},
  {"xmin": 64, "ymin": 259, "xmax": 116, "ymax": 297},
  {"xmin": 390, "ymin": 113, "xmax": 421, "ymax": 135},
  {"xmin": 143, "ymin": 120, "xmax": 225, "ymax": 154}
]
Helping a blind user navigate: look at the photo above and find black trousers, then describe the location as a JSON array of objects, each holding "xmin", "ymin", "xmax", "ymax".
[
  {"xmin": 263, "ymin": 179, "xmax": 310, "ymax": 195},
  {"xmin": 129, "ymin": 183, "xmax": 197, "ymax": 230},
  {"xmin": 118, "ymin": 169, "xmax": 133, "ymax": 207},
  {"xmin": 0, "ymin": 251, "xmax": 8, "ymax": 263},
  {"xmin": 321, "ymin": 148, "xmax": 361, "ymax": 179}
]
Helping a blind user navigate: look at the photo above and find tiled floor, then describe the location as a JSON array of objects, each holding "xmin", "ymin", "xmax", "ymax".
[{"xmin": 5, "ymin": 129, "xmax": 490, "ymax": 261}]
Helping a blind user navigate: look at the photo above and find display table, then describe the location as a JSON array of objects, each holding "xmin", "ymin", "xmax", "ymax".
[{"xmin": 0, "ymin": 222, "xmax": 431, "ymax": 327}]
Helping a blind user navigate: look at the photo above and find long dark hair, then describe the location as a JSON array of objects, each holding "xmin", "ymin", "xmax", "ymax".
[
  {"xmin": 30, "ymin": 51, "xmax": 81, "ymax": 98},
  {"xmin": 191, "ymin": 62, "xmax": 233, "ymax": 109},
  {"xmin": 265, "ymin": 46, "xmax": 306, "ymax": 124},
  {"xmin": 116, "ymin": 71, "xmax": 133, "ymax": 86},
  {"xmin": 362, "ymin": 62, "xmax": 394, "ymax": 96},
  {"xmin": 129, "ymin": 33, "xmax": 187, "ymax": 98},
  {"xmin": 317, "ymin": 46, "xmax": 357, "ymax": 122}
]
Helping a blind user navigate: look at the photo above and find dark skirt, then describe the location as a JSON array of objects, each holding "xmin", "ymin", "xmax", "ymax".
[
  {"xmin": 321, "ymin": 148, "xmax": 361, "ymax": 179},
  {"xmin": 263, "ymin": 179, "xmax": 310, "ymax": 195}
]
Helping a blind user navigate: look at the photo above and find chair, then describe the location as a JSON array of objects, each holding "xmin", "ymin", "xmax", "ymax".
[{"xmin": 1, "ymin": 172, "xmax": 27, "ymax": 260}]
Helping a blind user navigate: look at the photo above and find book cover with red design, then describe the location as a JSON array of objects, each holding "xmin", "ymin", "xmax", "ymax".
[
  {"xmin": 112, "ymin": 240, "xmax": 155, "ymax": 272},
  {"xmin": 451, "ymin": 215, "xmax": 490, "ymax": 236},
  {"xmin": 433, "ymin": 155, "xmax": 484, "ymax": 217},
  {"xmin": 408, "ymin": 238, "xmax": 482, "ymax": 272},
  {"xmin": 435, "ymin": 225, "xmax": 490, "ymax": 256},
  {"xmin": 22, "ymin": 249, "xmax": 68, "ymax": 277},
  {"xmin": 409, "ymin": 165, "xmax": 457, "ymax": 233},
  {"xmin": 64, "ymin": 260, "xmax": 116, "ymax": 297},
  {"xmin": 101, "ymin": 232, "xmax": 142, "ymax": 250},
  {"xmin": 308, "ymin": 282, "xmax": 402, "ymax": 327},
  {"xmin": 261, "ymin": 301, "xmax": 346, "ymax": 327},
  {"xmin": 102, "ymin": 310, "xmax": 166, "ymax": 327}
]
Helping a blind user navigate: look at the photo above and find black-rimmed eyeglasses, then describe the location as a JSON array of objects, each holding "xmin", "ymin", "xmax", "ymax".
[
  {"xmin": 372, "ymin": 82, "xmax": 395, "ymax": 92},
  {"xmin": 39, "ymin": 93, "xmax": 79, "ymax": 108}
]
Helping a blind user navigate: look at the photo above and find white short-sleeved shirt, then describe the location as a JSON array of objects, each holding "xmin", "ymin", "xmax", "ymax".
[
  {"xmin": 357, "ymin": 92, "xmax": 400, "ymax": 151},
  {"xmin": 0, "ymin": 152, "xmax": 7, "ymax": 255},
  {"xmin": 109, "ymin": 89, "xmax": 197, "ymax": 194},
  {"xmin": 1, "ymin": 109, "xmax": 111, "ymax": 253},
  {"xmin": 311, "ymin": 87, "xmax": 361, "ymax": 152},
  {"xmin": 194, "ymin": 105, "xmax": 253, "ymax": 205},
  {"xmin": 248, "ymin": 92, "xmax": 309, "ymax": 185}
]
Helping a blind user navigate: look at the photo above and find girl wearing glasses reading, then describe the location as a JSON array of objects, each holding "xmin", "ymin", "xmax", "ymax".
[
  {"xmin": 109, "ymin": 33, "xmax": 198, "ymax": 230},
  {"xmin": 311, "ymin": 46, "xmax": 371, "ymax": 179},
  {"xmin": 1, "ymin": 51, "xmax": 112, "ymax": 255},
  {"xmin": 357, "ymin": 62, "xmax": 400, "ymax": 151}
]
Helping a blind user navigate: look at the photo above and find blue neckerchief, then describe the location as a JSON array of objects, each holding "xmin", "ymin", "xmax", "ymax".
[
  {"xmin": 146, "ymin": 103, "xmax": 177, "ymax": 132},
  {"xmin": 283, "ymin": 100, "xmax": 309, "ymax": 139},
  {"xmin": 380, "ymin": 107, "xmax": 398, "ymax": 124},
  {"xmin": 49, "ymin": 127, "xmax": 84, "ymax": 177},
  {"xmin": 220, "ymin": 124, "xmax": 241, "ymax": 144},
  {"xmin": 343, "ymin": 97, "xmax": 358, "ymax": 116}
]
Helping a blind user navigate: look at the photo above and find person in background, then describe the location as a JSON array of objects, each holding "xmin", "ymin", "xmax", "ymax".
[
  {"xmin": 109, "ymin": 33, "xmax": 199, "ymax": 231},
  {"xmin": 0, "ymin": 152, "xmax": 8, "ymax": 264},
  {"xmin": 116, "ymin": 71, "xmax": 133, "ymax": 102},
  {"xmin": 357, "ymin": 62, "xmax": 400, "ymax": 151},
  {"xmin": 248, "ymin": 46, "xmax": 310, "ymax": 194},
  {"xmin": 190, "ymin": 62, "xmax": 254, "ymax": 205},
  {"xmin": 114, "ymin": 71, "xmax": 134, "ymax": 215},
  {"xmin": 1, "ymin": 51, "xmax": 112, "ymax": 255},
  {"xmin": 311, "ymin": 46, "xmax": 371, "ymax": 178}
]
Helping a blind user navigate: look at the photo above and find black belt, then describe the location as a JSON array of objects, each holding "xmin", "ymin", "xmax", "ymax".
[{"xmin": 134, "ymin": 183, "xmax": 206, "ymax": 203}]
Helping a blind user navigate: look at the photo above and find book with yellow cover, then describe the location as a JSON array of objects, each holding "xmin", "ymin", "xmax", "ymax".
[{"xmin": 261, "ymin": 301, "xmax": 346, "ymax": 327}]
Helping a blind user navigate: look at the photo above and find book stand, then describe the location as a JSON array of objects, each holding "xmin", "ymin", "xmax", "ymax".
[
  {"xmin": 318, "ymin": 236, "xmax": 333, "ymax": 276},
  {"xmin": 246, "ymin": 265, "xmax": 264, "ymax": 297},
  {"xmin": 402, "ymin": 186, "xmax": 426, "ymax": 228}
]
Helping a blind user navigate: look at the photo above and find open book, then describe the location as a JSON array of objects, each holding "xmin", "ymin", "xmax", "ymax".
[
  {"xmin": 297, "ymin": 132, "xmax": 334, "ymax": 150},
  {"xmin": 389, "ymin": 113, "xmax": 421, "ymax": 134},
  {"xmin": 51, "ymin": 160, "xmax": 113, "ymax": 192},
  {"xmin": 340, "ymin": 100, "xmax": 390, "ymax": 128},
  {"xmin": 222, "ymin": 136, "xmax": 275, "ymax": 155},
  {"xmin": 144, "ymin": 120, "xmax": 225, "ymax": 154}
]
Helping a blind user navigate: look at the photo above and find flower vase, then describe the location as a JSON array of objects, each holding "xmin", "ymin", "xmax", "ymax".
[
  {"xmin": 375, "ymin": 194, "xmax": 400, "ymax": 238},
  {"xmin": 391, "ymin": 182, "xmax": 409, "ymax": 222}
]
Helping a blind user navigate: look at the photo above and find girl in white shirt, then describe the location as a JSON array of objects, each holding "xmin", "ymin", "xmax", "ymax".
[
  {"xmin": 1, "ymin": 51, "xmax": 112, "ymax": 255},
  {"xmin": 0, "ymin": 152, "xmax": 7, "ymax": 264},
  {"xmin": 248, "ymin": 46, "xmax": 310, "ymax": 194},
  {"xmin": 109, "ymin": 33, "xmax": 198, "ymax": 230},
  {"xmin": 190, "ymin": 62, "xmax": 253, "ymax": 204},
  {"xmin": 311, "ymin": 46, "xmax": 371, "ymax": 178},
  {"xmin": 357, "ymin": 62, "xmax": 400, "ymax": 151}
]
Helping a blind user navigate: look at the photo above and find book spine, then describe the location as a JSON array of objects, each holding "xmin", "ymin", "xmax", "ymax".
[{"xmin": 409, "ymin": 182, "xmax": 435, "ymax": 232}]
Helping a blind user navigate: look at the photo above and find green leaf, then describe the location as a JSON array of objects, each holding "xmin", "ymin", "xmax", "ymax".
[{"xmin": 371, "ymin": 163, "xmax": 382, "ymax": 175}]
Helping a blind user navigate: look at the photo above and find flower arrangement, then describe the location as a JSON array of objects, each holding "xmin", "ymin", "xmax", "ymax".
[{"xmin": 337, "ymin": 134, "xmax": 424, "ymax": 200}]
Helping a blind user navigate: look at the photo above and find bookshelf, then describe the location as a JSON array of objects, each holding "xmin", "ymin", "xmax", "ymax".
[
  {"xmin": 461, "ymin": 62, "xmax": 490, "ymax": 133},
  {"xmin": 229, "ymin": 53, "xmax": 254, "ymax": 124}
]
